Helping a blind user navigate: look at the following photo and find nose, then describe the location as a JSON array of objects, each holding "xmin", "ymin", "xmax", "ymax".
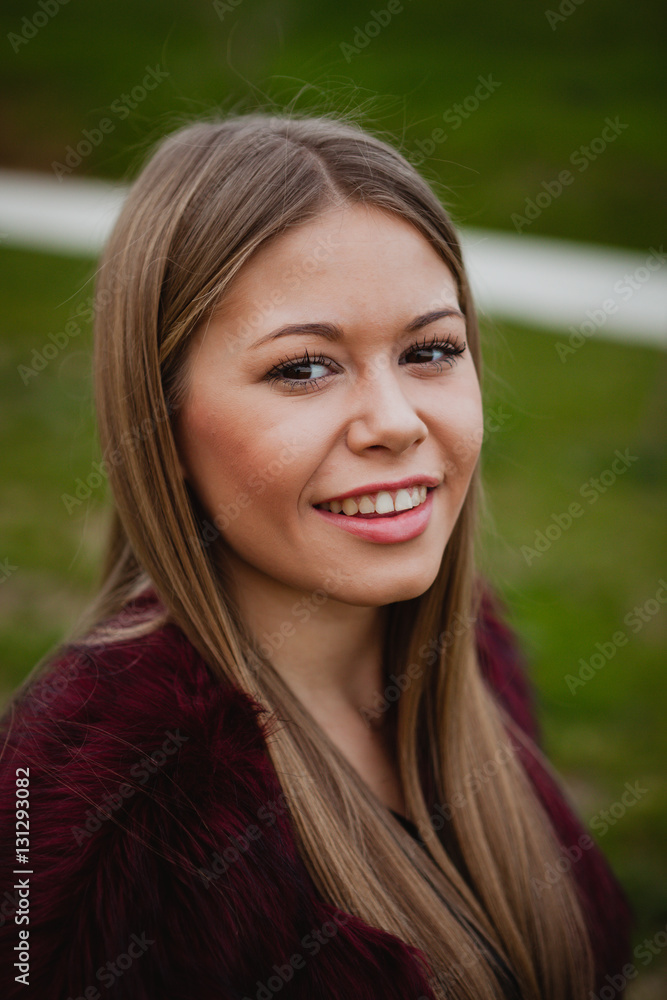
[{"xmin": 344, "ymin": 363, "xmax": 428, "ymax": 454}]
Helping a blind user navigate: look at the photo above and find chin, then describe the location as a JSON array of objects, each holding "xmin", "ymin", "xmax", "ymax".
[{"xmin": 335, "ymin": 567, "xmax": 441, "ymax": 607}]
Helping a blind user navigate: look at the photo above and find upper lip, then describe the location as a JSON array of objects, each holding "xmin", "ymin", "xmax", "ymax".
[{"xmin": 317, "ymin": 475, "xmax": 441, "ymax": 505}]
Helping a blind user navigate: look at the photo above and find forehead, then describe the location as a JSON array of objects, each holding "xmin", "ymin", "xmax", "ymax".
[{"xmin": 216, "ymin": 203, "xmax": 461, "ymax": 323}]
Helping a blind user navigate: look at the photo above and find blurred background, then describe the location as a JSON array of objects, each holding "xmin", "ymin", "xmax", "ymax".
[{"xmin": 0, "ymin": 1, "xmax": 665, "ymax": 994}]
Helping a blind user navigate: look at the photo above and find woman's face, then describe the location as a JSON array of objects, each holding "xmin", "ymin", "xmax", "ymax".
[{"xmin": 174, "ymin": 203, "xmax": 483, "ymax": 608}]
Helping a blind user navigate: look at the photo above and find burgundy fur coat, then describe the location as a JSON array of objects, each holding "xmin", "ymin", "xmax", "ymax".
[{"xmin": 0, "ymin": 586, "xmax": 632, "ymax": 999}]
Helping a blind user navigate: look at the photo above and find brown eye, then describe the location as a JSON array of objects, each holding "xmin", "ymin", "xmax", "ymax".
[
  {"xmin": 265, "ymin": 349, "xmax": 336, "ymax": 392},
  {"xmin": 401, "ymin": 335, "xmax": 466, "ymax": 369}
]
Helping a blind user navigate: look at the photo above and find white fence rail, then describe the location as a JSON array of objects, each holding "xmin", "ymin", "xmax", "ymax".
[{"xmin": 0, "ymin": 168, "xmax": 664, "ymax": 347}]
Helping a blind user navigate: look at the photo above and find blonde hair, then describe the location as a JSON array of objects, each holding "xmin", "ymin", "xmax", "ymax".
[{"xmin": 21, "ymin": 111, "xmax": 595, "ymax": 998}]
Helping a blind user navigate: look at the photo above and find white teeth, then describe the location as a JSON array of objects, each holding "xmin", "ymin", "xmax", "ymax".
[
  {"xmin": 318, "ymin": 484, "xmax": 432, "ymax": 515},
  {"xmin": 394, "ymin": 488, "xmax": 413, "ymax": 511},
  {"xmin": 375, "ymin": 491, "xmax": 394, "ymax": 514}
]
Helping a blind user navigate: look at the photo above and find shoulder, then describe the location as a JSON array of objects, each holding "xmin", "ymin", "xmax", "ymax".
[
  {"xmin": 0, "ymin": 591, "xmax": 312, "ymax": 997},
  {"xmin": 1, "ymin": 591, "xmax": 278, "ymax": 817},
  {"xmin": 0, "ymin": 585, "xmax": 288, "ymax": 841},
  {"xmin": 4, "ymin": 586, "xmax": 268, "ymax": 743}
]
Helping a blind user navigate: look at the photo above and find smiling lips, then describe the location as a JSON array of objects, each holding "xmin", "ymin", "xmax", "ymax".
[
  {"xmin": 313, "ymin": 486, "xmax": 435, "ymax": 543},
  {"xmin": 315, "ymin": 484, "xmax": 431, "ymax": 518}
]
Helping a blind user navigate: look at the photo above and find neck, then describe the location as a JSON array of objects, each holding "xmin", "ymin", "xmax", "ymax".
[{"xmin": 225, "ymin": 553, "xmax": 390, "ymax": 722}]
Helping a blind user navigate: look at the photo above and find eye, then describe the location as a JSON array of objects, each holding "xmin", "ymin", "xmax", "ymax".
[
  {"xmin": 400, "ymin": 334, "xmax": 466, "ymax": 371},
  {"xmin": 263, "ymin": 335, "xmax": 466, "ymax": 392},
  {"xmin": 264, "ymin": 348, "xmax": 335, "ymax": 393}
]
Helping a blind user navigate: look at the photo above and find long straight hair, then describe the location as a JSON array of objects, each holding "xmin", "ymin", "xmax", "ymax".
[{"xmin": 28, "ymin": 112, "xmax": 595, "ymax": 998}]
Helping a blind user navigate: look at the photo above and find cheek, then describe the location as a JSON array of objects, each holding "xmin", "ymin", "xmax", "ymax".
[
  {"xmin": 436, "ymin": 381, "xmax": 484, "ymax": 479},
  {"xmin": 177, "ymin": 393, "xmax": 306, "ymax": 529},
  {"xmin": 177, "ymin": 394, "xmax": 252, "ymax": 511}
]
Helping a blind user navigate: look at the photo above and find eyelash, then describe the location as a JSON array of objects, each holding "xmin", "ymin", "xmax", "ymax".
[{"xmin": 264, "ymin": 334, "xmax": 467, "ymax": 393}]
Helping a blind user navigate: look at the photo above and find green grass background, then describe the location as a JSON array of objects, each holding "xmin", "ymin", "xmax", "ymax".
[{"xmin": 0, "ymin": 0, "xmax": 665, "ymax": 994}]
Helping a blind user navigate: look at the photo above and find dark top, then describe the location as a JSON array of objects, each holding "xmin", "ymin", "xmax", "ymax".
[
  {"xmin": 389, "ymin": 809, "xmax": 522, "ymax": 998},
  {"xmin": 390, "ymin": 809, "xmax": 425, "ymax": 845}
]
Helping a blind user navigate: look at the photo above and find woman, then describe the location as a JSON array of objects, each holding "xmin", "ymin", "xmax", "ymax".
[{"xmin": 0, "ymin": 112, "xmax": 632, "ymax": 999}]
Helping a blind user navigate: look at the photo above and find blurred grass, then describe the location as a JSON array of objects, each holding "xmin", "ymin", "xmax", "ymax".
[
  {"xmin": 479, "ymin": 317, "xmax": 667, "ymax": 969},
  {"xmin": 0, "ymin": 0, "xmax": 664, "ymax": 249},
  {"xmin": 0, "ymin": 243, "xmax": 665, "ymax": 993}
]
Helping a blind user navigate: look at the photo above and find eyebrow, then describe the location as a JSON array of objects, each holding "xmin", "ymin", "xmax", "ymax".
[{"xmin": 249, "ymin": 308, "xmax": 465, "ymax": 350}]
